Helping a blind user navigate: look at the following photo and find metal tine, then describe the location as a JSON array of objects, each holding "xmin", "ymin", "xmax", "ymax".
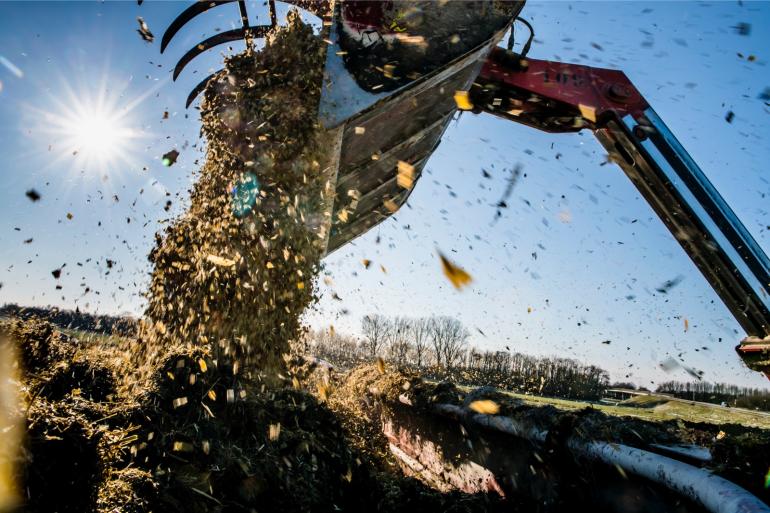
[
  {"xmin": 185, "ymin": 71, "xmax": 219, "ymax": 108},
  {"xmin": 161, "ymin": 0, "xmax": 237, "ymax": 54},
  {"xmin": 268, "ymin": 0, "xmax": 277, "ymax": 27},
  {"xmin": 172, "ymin": 25, "xmax": 272, "ymax": 81}
]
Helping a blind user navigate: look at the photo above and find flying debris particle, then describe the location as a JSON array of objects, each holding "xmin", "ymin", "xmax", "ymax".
[
  {"xmin": 578, "ymin": 103, "xmax": 597, "ymax": 123},
  {"xmin": 725, "ymin": 111, "xmax": 735, "ymax": 123},
  {"xmin": 438, "ymin": 251, "xmax": 472, "ymax": 290},
  {"xmin": 354, "ymin": 126, "xmax": 365, "ymax": 135},
  {"xmin": 161, "ymin": 149, "xmax": 179, "ymax": 167},
  {"xmin": 383, "ymin": 198, "xmax": 399, "ymax": 213},
  {"xmin": 206, "ymin": 254, "xmax": 236, "ymax": 267},
  {"xmin": 268, "ymin": 423, "xmax": 281, "ymax": 441},
  {"xmin": 23, "ymin": 238, "xmax": 32, "ymax": 244},
  {"xmin": 659, "ymin": 357, "xmax": 703, "ymax": 379},
  {"xmin": 468, "ymin": 400, "xmax": 499, "ymax": 415},
  {"xmin": 656, "ymin": 275, "xmax": 684, "ymax": 294},
  {"xmin": 25, "ymin": 189, "xmax": 41, "ymax": 202},
  {"xmin": 361, "ymin": 259, "xmax": 371, "ymax": 269},
  {"xmin": 684, "ymin": 318, "xmax": 689, "ymax": 332},
  {"xmin": 453, "ymin": 90, "xmax": 473, "ymax": 110},
  {"xmin": 733, "ymin": 22, "xmax": 751, "ymax": 36},
  {"xmin": 759, "ymin": 88, "xmax": 770, "ymax": 101},
  {"xmin": 376, "ymin": 357, "xmax": 385, "ymax": 374},
  {"xmin": 602, "ymin": 340, "xmax": 611, "ymax": 345},
  {"xmin": 172, "ymin": 397, "xmax": 188, "ymax": 409},
  {"xmin": 162, "ymin": 111, "xmax": 169, "ymax": 120},
  {"xmin": 716, "ymin": 430, "xmax": 727, "ymax": 440},
  {"xmin": 172, "ymin": 441, "xmax": 193, "ymax": 452},
  {"xmin": 317, "ymin": 382, "xmax": 329, "ymax": 401},
  {"xmin": 66, "ymin": 213, "xmax": 73, "ymax": 220},
  {"xmin": 494, "ymin": 164, "xmax": 523, "ymax": 218},
  {"xmin": 51, "ymin": 268, "xmax": 62, "ymax": 279},
  {"xmin": 136, "ymin": 17, "xmax": 154, "ymax": 43}
]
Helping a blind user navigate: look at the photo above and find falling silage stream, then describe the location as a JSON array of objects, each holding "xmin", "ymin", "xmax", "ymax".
[{"xmin": 144, "ymin": 13, "xmax": 332, "ymax": 384}]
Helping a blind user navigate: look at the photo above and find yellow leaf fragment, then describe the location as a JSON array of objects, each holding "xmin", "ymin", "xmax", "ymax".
[
  {"xmin": 396, "ymin": 160, "xmax": 416, "ymax": 189},
  {"xmin": 383, "ymin": 198, "xmax": 399, "ymax": 213},
  {"xmin": 269, "ymin": 423, "xmax": 281, "ymax": 441},
  {"xmin": 317, "ymin": 382, "xmax": 330, "ymax": 401},
  {"xmin": 684, "ymin": 318, "xmax": 689, "ymax": 332},
  {"xmin": 172, "ymin": 397, "xmax": 188, "ymax": 409},
  {"xmin": 454, "ymin": 90, "xmax": 473, "ymax": 111},
  {"xmin": 468, "ymin": 400, "xmax": 500, "ymax": 415},
  {"xmin": 207, "ymin": 389, "xmax": 217, "ymax": 401},
  {"xmin": 206, "ymin": 254, "xmax": 236, "ymax": 267},
  {"xmin": 716, "ymin": 430, "xmax": 726, "ymax": 440},
  {"xmin": 172, "ymin": 441, "xmax": 194, "ymax": 452},
  {"xmin": 578, "ymin": 103, "xmax": 597, "ymax": 123},
  {"xmin": 362, "ymin": 259, "xmax": 371, "ymax": 269},
  {"xmin": 376, "ymin": 357, "xmax": 386, "ymax": 374},
  {"xmin": 198, "ymin": 358, "xmax": 208, "ymax": 373},
  {"xmin": 438, "ymin": 251, "xmax": 473, "ymax": 290},
  {"xmin": 354, "ymin": 126, "xmax": 365, "ymax": 135}
]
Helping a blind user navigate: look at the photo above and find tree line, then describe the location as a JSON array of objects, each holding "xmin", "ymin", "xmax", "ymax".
[
  {"xmin": 656, "ymin": 380, "xmax": 770, "ymax": 411},
  {"xmin": 309, "ymin": 314, "xmax": 610, "ymax": 401},
  {"xmin": 0, "ymin": 303, "xmax": 137, "ymax": 337}
]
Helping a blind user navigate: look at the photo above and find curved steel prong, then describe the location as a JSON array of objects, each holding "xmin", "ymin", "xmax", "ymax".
[
  {"xmin": 172, "ymin": 25, "xmax": 271, "ymax": 80},
  {"xmin": 185, "ymin": 71, "xmax": 220, "ymax": 108},
  {"xmin": 161, "ymin": 0, "xmax": 237, "ymax": 54}
]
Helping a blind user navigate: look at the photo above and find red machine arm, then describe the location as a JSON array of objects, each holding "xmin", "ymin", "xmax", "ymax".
[{"xmin": 470, "ymin": 48, "xmax": 770, "ymax": 376}]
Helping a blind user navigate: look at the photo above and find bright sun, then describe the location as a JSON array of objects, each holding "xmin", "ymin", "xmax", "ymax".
[
  {"xmin": 69, "ymin": 107, "xmax": 131, "ymax": 161},
  {"xmin": 31, "ymin": 73, "xmax": 152, "ymax": 178}
]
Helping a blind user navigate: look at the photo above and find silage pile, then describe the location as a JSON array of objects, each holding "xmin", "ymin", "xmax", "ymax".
[
  {"xmin": 4, "ymin": 316, "xmax": 508, "ymax": 512},
  {"xmin": 144, "ymin": 11, "xmax": 334, "ymax": 385}
]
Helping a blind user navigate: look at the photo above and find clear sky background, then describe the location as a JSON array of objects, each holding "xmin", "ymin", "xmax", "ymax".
[{"xmin": 0, "ymin": 1, "xmax": 768, "ymax": 388}]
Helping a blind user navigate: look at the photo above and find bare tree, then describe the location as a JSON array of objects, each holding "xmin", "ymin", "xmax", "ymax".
[
  {"xmin": 410, "ymin": 317, "xmax": 431, "ymax": 367},
  {"xmin": 387, "ymin": 317, "xmax": 412, "ymax": 365},
  {"xmin": 430, "ymin": 316, "xmax": 469, "ymax": 369},
  {"xmin": 361, "ymin": 314, "xmax": 390, "ymax": 357}
]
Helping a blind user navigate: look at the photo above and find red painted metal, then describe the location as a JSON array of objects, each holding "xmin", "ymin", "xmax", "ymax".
[{"xmin": 473, "ymin": 47, "xmax": 649, "ymax": 131}]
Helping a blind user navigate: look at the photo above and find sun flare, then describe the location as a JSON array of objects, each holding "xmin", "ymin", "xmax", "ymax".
[{"xmin": 28, "ymin": 71, "xmax": 155, "ymax": 179}]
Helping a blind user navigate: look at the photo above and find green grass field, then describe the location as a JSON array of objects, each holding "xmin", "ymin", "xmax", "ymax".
[{"xmin": 497, "ymin": 389, "xmax": 770, "ymax": 429}]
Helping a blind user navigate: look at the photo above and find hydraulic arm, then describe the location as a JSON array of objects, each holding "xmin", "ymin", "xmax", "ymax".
[{"xmin": 471, "ymin": 48, "xmax": 770, "ymax": 375}]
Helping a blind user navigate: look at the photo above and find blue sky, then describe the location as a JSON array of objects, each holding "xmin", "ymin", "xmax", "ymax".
[{"xmin": 0, "ymin": 1, "xmax": 768, "ymax": 388}]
